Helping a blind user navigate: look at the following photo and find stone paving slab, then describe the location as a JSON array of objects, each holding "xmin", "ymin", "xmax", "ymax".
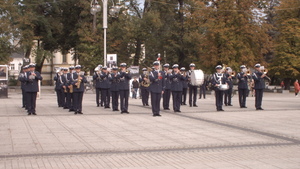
[{"xmin": 0, "ymin": 92, "xmax": 300, "ymax": 168}]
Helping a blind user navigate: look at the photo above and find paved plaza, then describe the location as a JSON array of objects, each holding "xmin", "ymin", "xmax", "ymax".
[{"xmin": 0, "ymin": 89, "xmax": 300, "ymax": 169}]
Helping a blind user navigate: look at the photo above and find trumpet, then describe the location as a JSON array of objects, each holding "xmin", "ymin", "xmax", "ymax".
[{"xmin": 230, "ymin": 71, "xmax": 236, "ymax": 77}]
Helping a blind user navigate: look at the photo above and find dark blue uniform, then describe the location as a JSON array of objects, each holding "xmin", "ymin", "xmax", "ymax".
[
  {"xmin": 237, "ymin": 72, "xmax": 250, "ymax": 108},
  {"xmin": 149, "ymin": 70, "xmax": 165, "ymax": 116},
  {"xmin": 54, "ymin": 73, "xmax": 65, "ymax": 107},
  {"xmin": 199, "ymin": 80, "xmax": 207, "ymax": 99},
  {"xmin": 170, "ymin": 72, "xmax": 185, "ymax": 112},
  {"xmin": 119, "ymin": 71, "xmax": 132, "ymax": 113},
  {"xmin": 188, "ymin": 70, "xmax": 198, "ymax": 107},
  {"xmin": 224, "ymin": 73, "xmax": 234, "ymax": 106},
  {"xmin": 252, "ymin": 71, "xmax": 267, "ymax": 109},
  {"xmin": 163, "ymin": 71, "xmax": 171, "ymax": 109},
  {"xmin": 71, "ymin": 72, "xmax": 87, "ymax": 113},
  {"xmin": 181, "ymin": 74, "xmax": 188, "ymax": 105},
  {"xmin": 100, "ymin": 72, "xmax": 111, "ymax": 108},
  {"xmin": 211, "ymin": 73, "xmax": 227, "ymax": 111},
  {"xmin": 93, "ymin": 72, "xmax": 102, "ymax": 107},
  {"xmin": 139, "ymin": 74, "xmax": 150, "ymax": 106},
  {"xmin": 110, "ymin": 72, "xmax": 120, "ymax": 111},
  {"xmin": 25, "ymin": 71, "xmax": 43, "ymax": 114},
  {"xmin": 18, "ymin": 71, "xmax": 27, "ymax": 109},
  {"xmin": 65, "ymin": 73, "xmax": 74, "ymax": 111}
]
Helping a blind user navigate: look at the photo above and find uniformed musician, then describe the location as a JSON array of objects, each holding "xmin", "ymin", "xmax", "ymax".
[
  {"xmin": 119, "ymin": 63, "xmax": 132, "ymax": 114},
  {"xmin": 62, "ymin": 68, "xmax": 69, "ymax": 109},
  {"xmin": 252, "ymin": 64, "xmax": 268, "ymax": 110},
  {"xmin": 180, "ymin": 67, "xmax": 188, "ymax": 105},
  {"xmin": 170, "ymin": 64, "xmax": 185, "ymax": 112},
  {"xmin": 162, "ymin": 64, "xmax": 171, "ymax": 110},
  {"xmin": 67, "ymin": 66, "xmax": 75, "ymax": 112},
  {"xmin": 188, "ymin": 63, "xmax": 198, "ymax": 107},
  {"xmin": 93, "ymin": 65, "xmax": 102, "ymax": 107},
  {"xmin": 237, "ymin": 65, "xmax": 250, "ymax": 108},
  {"xmin": 110, "ymin": 67, "xmax": 120, "ymax": 111},
  {"xmin": 211, "ymin": 65, "xmax": 227, "ymax": 111},
  {"xmin": 71, "ymin": 65, "xmax": 87, "ymax": 114},
  {"xmin": 224, "ymin": 67, "xmax": 234, "ymax": 106},
  {"xmin": 18, "ymin": 65, "xmax": 29, "ymax": 109},
  {"xmin": 149, "ymin": 61, "xmax": 165, "ymax": 116},
  {"xmin": 139, "ymin": 68, "xmax": 150, "ymax": 106},
  {"xmin": 100, "ymin": 66, "xmax": 111, "ymax": 108},
  {"xmin": 25, "ymin": 63, "xmax": 43, "ymax": 115},
  {"xmin": 54, "ymin": 68, "xmax": 64, "ymax": 108}
]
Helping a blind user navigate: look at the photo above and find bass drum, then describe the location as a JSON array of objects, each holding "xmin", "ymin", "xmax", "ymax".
[{"xmin": 190, "ymin": 69, "xmax": 204, "ymax": 86}]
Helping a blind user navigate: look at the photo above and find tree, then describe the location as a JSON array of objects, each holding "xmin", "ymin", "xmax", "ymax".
[{"xmin": 270, "ymin": 0, "xmax": 300, "ymax": 89}]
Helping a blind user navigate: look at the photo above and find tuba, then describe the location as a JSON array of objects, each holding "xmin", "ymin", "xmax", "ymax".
[{"xmin": 141, "ymin": 67, "xmax": 152, "ymax": 87}]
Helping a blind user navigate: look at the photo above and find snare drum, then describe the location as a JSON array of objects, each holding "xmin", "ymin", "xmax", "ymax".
[{"xmin": 218, "ymin": 84, "xmax": 229, "ymax": 91}]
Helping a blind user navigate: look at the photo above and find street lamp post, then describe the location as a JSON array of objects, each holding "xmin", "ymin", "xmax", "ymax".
[{"xmin": 91, "ymin": 0, "xmax": 121, "ymax": 67}]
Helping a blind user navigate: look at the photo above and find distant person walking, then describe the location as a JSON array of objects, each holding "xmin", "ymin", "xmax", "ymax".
[
  {"xmin": 294, "ymin": 80, "xmax": 299, "ymax": 97},
  {"xmin": 280, "ymin": 81, "xmax": 285, "ymax": 90},
  {"xmin": 132, "ymin": 77, "xmax": 139, "ymax": 99}
]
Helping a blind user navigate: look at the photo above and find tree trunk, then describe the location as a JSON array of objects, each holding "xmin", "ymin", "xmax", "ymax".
[
  {"xmin": 284, "ymin": 78, "xmax": 291, "ymax": 90},
  {"xmin": 133, "ymin": 39, "xmax": 142, "ymax": 66},
  {"xmin": 24, "ymin": 47, "xmax": 31, "ymax": 59}
]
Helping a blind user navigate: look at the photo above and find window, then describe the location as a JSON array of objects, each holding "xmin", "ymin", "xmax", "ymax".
[{"xmin": 10, "ymin": 64, "xmax": 15, "ymax": 70}]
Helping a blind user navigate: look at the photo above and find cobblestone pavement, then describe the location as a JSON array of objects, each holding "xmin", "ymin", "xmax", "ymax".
[{"xmin": 0, "ymin": 91, "xmax": 299, "ymax": 169}]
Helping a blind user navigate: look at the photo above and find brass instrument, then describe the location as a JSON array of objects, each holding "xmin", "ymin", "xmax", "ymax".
[
  {"xmin": 69, "ymin": 85, "xmax": 73, "ymax": 93},
  {"xmin": 64, "ymin": 87, "xmax": 67, "ymax": 93},
  {"xmin": 246, "ymin": 69, "xmax": 251, "ymax": 76},
  {"xmin": 141, "ymin": 67, "xmax": 152, "ymax": 87},
  {"xmin": 230, "ymin": 71, "xmax": 236, "ymax": 77},
  {"xmin": 77, "ymin": 78, "xmax": 82, "ymax": 89}
]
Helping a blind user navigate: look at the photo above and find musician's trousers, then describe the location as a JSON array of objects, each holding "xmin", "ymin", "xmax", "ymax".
[
  {"xmin": 255, "ymin": 89, "xmax": 264, "ymax": 109},
  {"xmin": 101, "ymin": 88, "xmax": 110, "ymax": 107},
  {"xmin": 224, "ymin": 88, "xmax": 232, "ymax": 105},
  {"xmin": 119, "ymin": 90, "xmax": 129, "ymax": 112},
  {"xmin": 163, "ymin": 89, "xmax": 171, "ymax": 109},
  {"xmin": 111, "ymin": 91, "xmax": 119, "ymax": 110},
  {"xmin": 151, "ymin": 92, "xmax": 161, "ymax": 115},
  {"xmin": 215, "ymin": 90, "xmax": 224, "ymax": 110},
  {"xmin": 26, "ymin": 92, "xmax": 37, "ymax": 114},
  {"xmin": 141, "ymin": 88, "xmax": 149, "ymax": 105},
  {"xmin": 182, "ymin": 88, "xmax": 187, "ymax": 104},
  {"xmin": 73, "ymin": 92, "xmax": 84, "ymax": 112},
  {"xmin": 238, "ymin": 88, "xmax": 247, "ymax": 107},
  {"xmin": 172, "ymin": 91, "xmax": 182, "ymax": 111},
  {"xmin": 95, "ymin": 88, "xmax": 101, "ymax": 106},
  {"xmin": 189, "ymin": 85, "xmax": 198, "ymax": 105}
]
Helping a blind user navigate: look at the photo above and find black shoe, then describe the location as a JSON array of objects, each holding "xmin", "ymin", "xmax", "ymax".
[
  {"xmin": 28, "ymin": 113, "xmax": 31, "ymax": 115},
  {"xmin": 157, "ymin": 114, "xmax": 161, "ymax": 117},
  {"xmin": 22, "ymin": 106, "xmax": 25, "ymax": 108},
  {"xmin": 193, "ymin": 104, "xmax": 198, "ymax": 107},
  {"xmin": 224, "ymin": 104, "xmax": 228, "ymax": 106},
  {"xmin": 241, "ymin": 106, "xmax": 247, "ymax": 108},
  {"xmin": 146, "ymin": 104, "xmax": 149, "ymax": 106},
  {"xmin": 153, "ymin": 115, "xmax": 157, "ymax": 117},
  {"xmin": 228, "ymin": 104, "xmax": 233, "ymax": 106},
  {"xmin": 256, "ymin": 108, "xmax": 264, "ymax": 110},
  {"xmin": 69, "ymin": 109, "xmax": 75, "ymax": 112},
  {"xmin": 97, "ymin": 104, "xmax": 99, "ymax": 107},
  {"xmin": 74, "ymin": 112, "xmax": 78, "ymax": 114},
  {"xmin": 164, "ymin": 108, "xmax": 170, "ymax": 110},
  {"xmin": 189, "ymin": 105, "xmax": 192, "ymax": 107},
  {"xmin": 101, "ymin": 105, "xmax": 103, "ymax": 107},
  {"xmin": 217, "ymin": 109, "xmax": 224, "ymax": 111},
  {"xmin": 63, "ymin": 107, "xmax": 68, "ymax": 109},
  {"xmin": 121, "ymin": 111, "xmax": 125, "ymax": 114},
  {"xmin": 183, "ymin": 103, "xmax": 187, "ymax": 105},
  {"xmin": 125, "ymin": 111, "xmax": 129, "ymax": 114},
  {"xmin": 32, "ymin": 113, "xmax": 37, "ymax": 115},
  {"xmin": 78, "ymin": 112, "xmax": 83, "ymax": 114}
]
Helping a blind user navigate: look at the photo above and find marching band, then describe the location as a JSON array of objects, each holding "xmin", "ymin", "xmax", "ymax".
[{"xmin": 18, "ymin": 62, "xmax": 271, "ymax": 116}]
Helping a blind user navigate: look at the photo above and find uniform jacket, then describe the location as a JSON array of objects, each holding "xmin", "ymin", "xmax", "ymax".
[
  {"xmin": 237, "ymin": 72, "xmax": 250, "ymax": 89},
  {"xmin": 163, "ymin": 71, "xmax": 172, "ymax": 90},
  {"xmin": 25, "ymin": 71, "xmax": 43, "ymax": 92},
  {"xmin": 54, "ymin": 73, "xmax": 64, "ymax": 91},
  {"xmin": 224, "ymin": 73, "xmax": 234, "ymax": 89},
  {"xmin": 18, "ymin": 72, "xmax": 27, "ymax": 90},
  {"xmin": 211, "ymin": 73, "xmax": 227, "ymax": 91},
  {"xmin": 93, "ymin": 72, "xmax": 103, "ymax": 89},
  {"xmin": 149, "ymin": 70, "xmax": 165, "ymax": 94},
  {"xmin": 71, "ymin": 72, "xmax": 87, "ymax": 92},
  {"xmin": 100, "ymin": 72, "xmax": 111, "ymax": 89},
  {"xmin": 110, "ymin": 72, "xmax": 121, "ymax": 91},
  {"xmin": 119, "ymin": 71, "xmax": 132, "ymax": 90},
  {"xmin": 170, "ymin": 72, "xmax": 185, "ymax": 92},
  {"xmin": 252, "ymin": 71, "xmax": 267, "ymax": 90}
]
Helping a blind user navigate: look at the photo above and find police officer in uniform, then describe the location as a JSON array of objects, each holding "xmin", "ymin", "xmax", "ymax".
[
  {"xmin": 25, "ymin": 63, "xmax": 43, "ymax": 115},
  {"xmin": 110, "ymin": 67, "xmax": 120, "ymax": 111},
  {"xmin": 224, "ymin": 67, "xmax": 234, "ymax": 106},
  {"xmin": 211, "ymin": 65, "xmax": 227, "ymax": 111},
  {"xmin": 170, "ymin": 64, "xmax": 185, "ymax": 112},
  {"xmin": 93, "ymin": 65, "xmax": 102, "ymax": 107},
  {"xmin": 237, "ymin": 65, "xmax": 250, "ymax": 108},
  {"xmin": 67, "ymin": 66, "xmax": 75, "ymax": 112},
  {"xmin": 180, "ymin": 67, "xmax": 188, "ymax": 105},
  {"xmin": 100, "ymin": 66, "xmax": 111, "ymax": 108},
  {"xmin": 119, "ymin": 63, "xmax": 132, "ymax": 114},
  {"xmin": 54, "ymin": 68, "xmax": 64, "ymax": 107},
  {"xmin": 252, "ymin": 64, "xmax": 268, "ymax": 110},
  {"xmin": 71, "ymin": 65, "xmax": 87, "ymax": 114},
  {"xmin": 199, "ymin": 78, "xmax": 207, "ymax": 99},
  {"xmin": 188, "ymin": 63, "xmax": 198, "ymax": 107},
  {"xmin": 149, "ymin": 61, "xmax": 165, "ymax": 117},
  {"xmin": 163, "ymin": 64, "xmax": 171, "ymax": 110},
  {"xmin": 18, "ymin": 65, "xmax": 29, "ymax": 109},
  {"xmin": 139, "ymin": 68, "xmax": 150, "ymax": 106}
]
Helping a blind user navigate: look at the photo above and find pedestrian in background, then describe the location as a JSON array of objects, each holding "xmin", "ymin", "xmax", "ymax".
[
  {"xmin": 132, "ymin": 77, "xmax": 139, "ymax": 99},
  {"xmin": 294, "ymin": 80, "xmax": 299, "ymax": 97}
]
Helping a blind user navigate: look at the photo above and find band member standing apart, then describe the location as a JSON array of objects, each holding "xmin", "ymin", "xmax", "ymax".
[
  {"xmin": 93, "ymin": 65, "xmax": 102, "ymax": 107},
  {"xmin": 71, "ymin": 65, "xmax": 87, "ymax": 114},
  {"xmin": 188, "ymin": 63, "xmax": 198, "ymax": 107},
  {"xmin": 224, "ymin": 67, "xmax": 234, "ymax": 106},
  {"xmin": 119, "ymin": 63, "xmax": 132, "ymax": 114},
  {"xmin": 211, "ymin": 65, "xmax": 227, "ymax": 111},
  {"xmin": 110, "ymin": 67, "xmax": 120, "ymax": 111},
  {"xmin": 18, "ymin": 65, "xmax": 29, "ymax": 109},
  {"xmin": 294, "ymin": 80, "xmax": 299, "ymax": 97},
  {"xmin": 67, "ymin": 66, "xmax": 75, "ymax": 112},
  {"xmin": 139, "ymin": 68, "xmax": 150, "ymax": 106},
  {"xmin": 149, "ymin": 61, "xmax": 165, "ymax": 117},
  {"xmin": 180, "ymin": 67, "xmax": 188, "ymax": 105},
  {"xmin": 25, "ymin": 63, "xmax": 43, "ymax": 115},
  {"xmin": 54, "ymin": 68, "xmax": 64, "ymax": 107},
  {"xmin": 237, "ymin": 65, "xmax": 249, "ymax": 108},
  {"xmin": 170, "ymin": 64, "xmax": 185, "ymax": 112},
  {"xmin": 163, "ymin": 64, "xmax": 171, "ymax": 110},
  {"xmin": 100, "ymin": 66, "xmax": 111, "ymax": 108},
  {"xmin": 252, "ymin": 64, "xmax": 268, "ymax": 110}
]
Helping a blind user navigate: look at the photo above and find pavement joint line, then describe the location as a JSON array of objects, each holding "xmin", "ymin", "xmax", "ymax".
[{"xmin": 0, "ymin": 142, "xmax": 297, "ymax": 159}]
